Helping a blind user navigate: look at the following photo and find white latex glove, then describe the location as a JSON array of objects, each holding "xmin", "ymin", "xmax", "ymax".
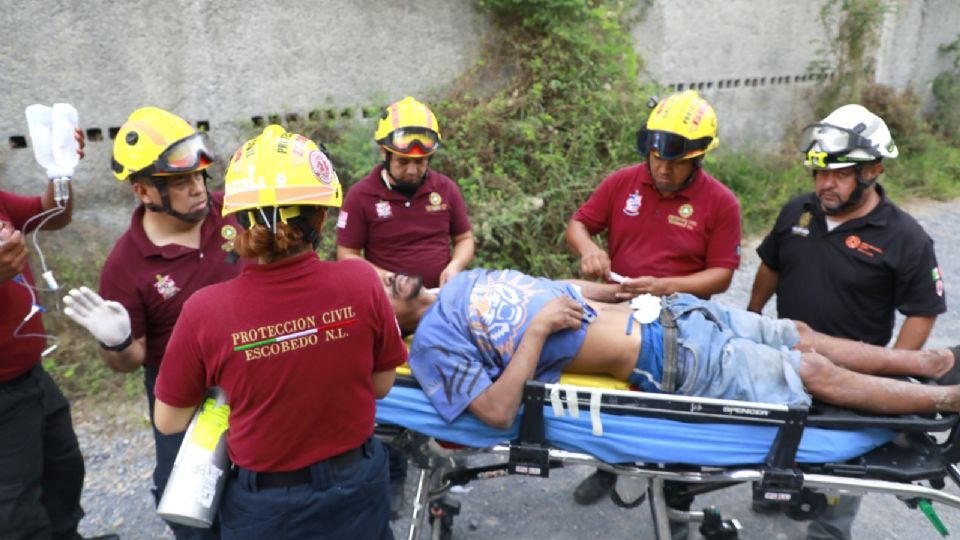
[{"xmin": 63, "ymin": 286, "xmax": 132, "ymax": 348}]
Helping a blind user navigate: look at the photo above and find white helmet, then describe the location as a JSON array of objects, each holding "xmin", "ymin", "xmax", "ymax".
[{"xmin": 800, "ymin": 104, "xmax": 899, "ymax": 170}]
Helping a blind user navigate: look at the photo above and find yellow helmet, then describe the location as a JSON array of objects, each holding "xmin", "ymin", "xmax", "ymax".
[
  {"xmin": 636, "ymin": 90, "xmax": 719, "ymax": 160},
  {"xmin": 223, "ymin": 125, "xmax": 342, "ymax": 222},
  {"xmin": 374, "ymin": 96, "xmax": 442, "ymax": 157},
  {"xmin": 111, "ymin": 107, "xmax": 215, "ymax": 181}
]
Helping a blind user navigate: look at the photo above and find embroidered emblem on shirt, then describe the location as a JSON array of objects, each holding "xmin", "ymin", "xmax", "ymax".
[
  {"xmin": 791, "ymin": 212, "xmax": 812, "ymax": 237},
  {"xmin": 667, "ymin": 214, "xmax": 698, "ymax": 230},
  {"xmin": 426, "ymin": 191, "xmax": 448, "ymax": 212},
  {"xmin": 623, "ymin": 190, "xmax": 642, "ymax": 216},
  {"xmin": 220, "ymin": 225, "xmax": 237, "ymax": 253},
  {"xmin": 678, "ymin": 203, "xmax": 694, "ymax": 218},
  {"xmin": 844, "ymin": 235, "xmax": 882, "ymax": 257},
  {"xmin": 154, "ymin": 274, "xmax": 181, "ymax": 300},
  {"xmin": 933, "ymin": 266, "xmax": 945, "ymax": 297},
  {"xmin": 375, "ymin": 200, "xmax": 392, "ymax": 219},
  {"xmin": 337, "ymin": 210, "xmax": 348, "ymax": 229}
]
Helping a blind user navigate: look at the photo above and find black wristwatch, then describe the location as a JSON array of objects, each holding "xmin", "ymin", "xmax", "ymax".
[{"xmin": 99, "ymin": 333, "xmax": 133, "ymax": 352}]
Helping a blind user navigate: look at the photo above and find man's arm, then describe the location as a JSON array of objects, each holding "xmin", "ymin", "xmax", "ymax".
[
  {"xmin": 562, "ymin": 279, "xmax": 620, "ymax": 303},
  {"xmin": 154, "ymin": 398, "xmax": 198, "ymax": 435},
  {"xmin": 893, "ymin": 315, "xmax": 936, "ymax": 350},
  {"xmin": 336, "ymin": 245, "xmax": 388, "ymax": 276},
  {"xmin": 38, "ymin": 179, "xmax": 73, "ymax": 230},
  {"xmin": 467, "ymin": 297, "xmax": 583, "ymax": 429},
  {"xmin": 99, "ymin": 337, "xmax": 147, "ymax": 373},
  {"xmin": 565, "ymin": 218, "xmax": 611, "ymax": 279},
  {"xmin": 373, "ymin": 369, "xmax": 397, "ymax": 399},
  {"xmin": 439, "ymin": 231, "xmax": 475, "ymax": 286},
  {"xmin": 747, "ymin": 262, "xmax": 779, "ymax": 313},
  {"xmin": 617, "ymin": 267, "xmax": 733, "ymax": 300}
]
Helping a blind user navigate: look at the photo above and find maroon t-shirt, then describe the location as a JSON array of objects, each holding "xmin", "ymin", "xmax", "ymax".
[
  {"xmin": 0, "ymin": 191, "xmax": 46, "ymax": 381},
  {"xmin": 336, "ymin": 165, "xmax": 471, "ymax": 288},
  {"xmin": 572, "ymin": 164, "xmax": 742, "ymax": 280},
  {"xmin": 99, "ymin": 192, "xmax": 243, "ymax": 368},
  {"xmin": 155, "ymin": 254, "xmax": 408, "ymax": 472}
]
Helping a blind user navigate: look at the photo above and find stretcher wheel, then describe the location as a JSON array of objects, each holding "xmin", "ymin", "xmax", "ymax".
[
  {"xmin": 429, "ymin": 496, "xmax": 459, "ymax": 540},
  {"xmin": 783, "ymin": 491, "xmax": 827, "ymax": 521}
]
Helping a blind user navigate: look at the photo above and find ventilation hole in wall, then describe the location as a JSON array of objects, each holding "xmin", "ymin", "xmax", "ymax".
[
  {"xmin": 285, "ymin": 113, "xmax": 300, "ymax": 123},
  {"xmin": 268, "ymin": 114, "xmax": 281, "ymax": 124},
  {"xmin": 196, "ymin": 120, "xmax": 210, "ymax": 132},
  {"xmin": 675, "ymin": 83, "xmax": 684, "ymax": 91},
  {"xmin": 251, "ymin": 116, "xmax": 264, "ymax": 127},
  {"xmin": 9, "ymin": 135, "xmax": 27, "ymax": 149},
  {"xmin": 322, "ymin": 109, "xmax": 335, "ymax": 120},
  {"xmin": 108, "ymin": 127, "xmax": 120, "ymax": 139},
  {"xmin": 86, "ymin": 128, "xmax": 103, "ymax": 141},
  {"xmin": 308, "ymin": 110, "xmax": 322, "ymax": 121},
  {"xmin": 706, "ymin": 81, "xmax": 713, "ymax": 89},
  {"xmin": 340, "ymin": 108, "xmax": 353, "ymax": 119}
]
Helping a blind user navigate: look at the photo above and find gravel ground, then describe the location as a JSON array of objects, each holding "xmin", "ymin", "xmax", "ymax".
[{"xmin": 75, "ymin": 198, "xmax": 960, "ymax": 539}]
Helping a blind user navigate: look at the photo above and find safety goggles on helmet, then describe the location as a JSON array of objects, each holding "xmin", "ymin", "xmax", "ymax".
[
  {"xmin": 378, "ymin": 127, "xmax": 440, "ymax": 156},
  {"xmin": 798, "ymin": 123, "xmax": 882, "ymax": 159},
  {"xmin": 135, "ymin": 132, "xmax": 216, "ymax": 177},
  {"xmin": 637, "ymin": 129, "xmax": 712, "ymax": 161}
]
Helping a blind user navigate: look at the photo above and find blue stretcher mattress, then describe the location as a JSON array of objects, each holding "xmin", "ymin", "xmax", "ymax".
[{"xmin": 376, "ymin": 386, "xmax": 898, "ymax": 466}]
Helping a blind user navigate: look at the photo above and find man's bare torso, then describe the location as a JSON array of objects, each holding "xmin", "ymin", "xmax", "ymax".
[{"xmin": 566, "ymin": 300, "xmax": 642, "ymax": 381}]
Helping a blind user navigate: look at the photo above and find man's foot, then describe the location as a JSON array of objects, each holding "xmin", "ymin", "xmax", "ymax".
[
  {"xmin": 937, "ymin": 346, "xmax": 960, "ymax": 385},
  {"xmin": 389, "ymin": 479, "xmax": 406, "ymax": 520},
  {"xmin": 573, "ymin": 469, "xmax": 617, "ymax": 505}
]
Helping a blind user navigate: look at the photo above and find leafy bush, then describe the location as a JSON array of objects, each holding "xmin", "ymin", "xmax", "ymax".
[{"xmin": 428, "ymin": 0, "xmax": 657, "ymax": 276}]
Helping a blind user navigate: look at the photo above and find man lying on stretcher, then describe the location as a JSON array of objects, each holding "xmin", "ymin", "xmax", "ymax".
[{"xmin": 383, "ymin": 269, "xmax": 960, "ymax": 429}]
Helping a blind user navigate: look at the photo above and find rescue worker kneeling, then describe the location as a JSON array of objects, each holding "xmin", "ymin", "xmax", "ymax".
[{"xmin": 152, "ymin": 125, "xmax": 408, "ymax": 539}]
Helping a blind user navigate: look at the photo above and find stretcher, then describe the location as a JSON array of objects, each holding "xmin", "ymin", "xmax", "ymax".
[{"xmin": 375, "ymin": 370, "xmax": 960, "ymax": 539}]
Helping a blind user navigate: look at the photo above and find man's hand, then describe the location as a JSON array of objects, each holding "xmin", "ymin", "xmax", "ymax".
[
  {"xmin": 439, "ymin": 262, "xmax": 462, "ymax": 286},
  {"xmin": 74, "ymin": 127, "xmax": 86, "ymax": 160},
  {"xmin": 62, "ymin": 287, "xmax": 132, "ymax": 348},
  {"xmin": 579, "ymin": 248, "xmax": 612, "ymax": 279},
  {"xmin": 530, "ymin": 296, "xmax": 585, "ymax": 335},
  {"xmin": 616, "ymin": 276, "xmax": 669, "ymax": 299},
  {"xmin": 0, "ymin": 223, "xmax": 28, "ymax": 282}
]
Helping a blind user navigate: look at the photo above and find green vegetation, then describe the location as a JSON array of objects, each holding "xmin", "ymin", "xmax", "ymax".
[
  {"xmin": 36, "ymin": 0, "xmax": 960, "ymax": 399},
  {"xmin": 37, "ymin": 252, "xmax": 144, "ymax": 401}
]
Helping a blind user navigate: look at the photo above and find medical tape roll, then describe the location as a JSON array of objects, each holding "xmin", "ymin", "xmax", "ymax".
[{"xmin": 157, "ymin": 387, "xmax": 231, "ymax": 528}]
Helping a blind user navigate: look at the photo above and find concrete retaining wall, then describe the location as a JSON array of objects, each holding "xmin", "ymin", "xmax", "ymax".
[{"xmin": 1, "ymin": 0, "xmax": 957, "ymax": 253}]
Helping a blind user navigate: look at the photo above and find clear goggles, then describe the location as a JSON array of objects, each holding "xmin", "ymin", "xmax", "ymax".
[
  {"xmin": 637, "ymin": 129, "xmax": 712, "ymax": 160},
  {"xmin": 798, "ymin": 123, "xmax": 880, "ymax": 158},
  {"xmin": 379, "ymin": 127, "xmax": 440, "ymax": 156},
  {"xmin": 142, "ymin": 132, "xmax": 216, "ymax": 176}
]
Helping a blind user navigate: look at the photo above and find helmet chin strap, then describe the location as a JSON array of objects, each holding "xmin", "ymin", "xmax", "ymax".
[
  {"xmin": 382, "ymin": 152, "xmax": 429, "ymax": 194},
  {"xmin": 818, "ymin": 164, "xmax": 876, "ymax": 216},
  {"xmin": 143, "ymin": 175, "xmax": 211, "ymax": 223}
]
